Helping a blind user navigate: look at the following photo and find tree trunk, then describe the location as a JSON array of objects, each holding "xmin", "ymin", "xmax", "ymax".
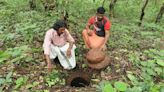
[
  {"xmin": 102, "ymin": 0, "xmax": 106, "ymax": 7},
  {"xmin": 138, "ymin": 0, "xmax": 149, "ymax": 26},
  {"xmin": 42, "ymin": 0, "xmax": 56, "ymax": 11},
  {"xmin": 29, "ymin": 0, "xmax": 36, "ymax": 10},
  {"xmin": 109, "ymin": 0, "xmax": 117, "ymax": 18},
  {"xmin": 61, "ymin": 11, "xmax": 69, "ymax": 29},
  {"xmin": 155, "ymin": 3, "xmax": 164, "ymax": 23},
  {"xmin": 29, "ymin": 0, "xmax": 56, "ymax": 11}
]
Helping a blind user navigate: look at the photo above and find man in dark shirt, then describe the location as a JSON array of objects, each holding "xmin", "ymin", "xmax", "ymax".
[{"xmin": 82, "ymin": 7, "xmax": 111, "ymax": 50}]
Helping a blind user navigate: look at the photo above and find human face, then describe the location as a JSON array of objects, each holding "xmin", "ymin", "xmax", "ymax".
[
  {"xmin": 96, "ymin": 13, "xmax": 104, "ymax": 21},
  {"xmin": 58, "ymin": 27, "xmax": 65, "ymax": 35}
]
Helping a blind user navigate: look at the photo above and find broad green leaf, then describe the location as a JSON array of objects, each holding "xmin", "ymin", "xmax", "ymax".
[
  {"xmin": 156, "ymin": 60, "xmax": 164, "ymax": 66},
  {"xmin": 0, "ymin": 78, "xmax": 5, "ymax": 85},
  {"xmin": 141, "ymin": 67, "xmax": 147, "ymax": 72},
  {"xmin": 11, "ymin": 55, "xmax": 24, "ymax": 63},
  {"xmin": 12, "ymin": 50, "xmax": 21, "ymax": 57},
  {"xmin": 0, "ymin": 51, "xmax": 10, "ymax": 58},
  {"xmin": 5, "ymin": 33, "xmax": 15, "ymax": 40},
  {"xmin": 15, "ymin": 77, "xmax": 24, "ymax": 85},
  {"xmin": 0, "ymin": 51, "xmax": 10, "ymax": 63},
  {"xmin": 0, "ymin": 58, "xmax": 7, "ymax": 63},
  {"xmin": 99, "ymin": 81, "xmax": 107, "ymax": 89},
  {"xmin": 126, "ymin": 87, "xmax": 142, "ymax": 92},
  {"xmin": 150, "ymin": 85, "xmax": 159, "ymax": 92},
  {"xmin": 146, "ymin": 68, "xmax": 155, "ymax": 75},
  {"xmin": 44, "ymin": 90, "xmax": 49, "ymax": 92},
  {"xmin": 160, "ymin": 86, "xmax": 164, "ymax": 92},
  {"xmin": 127, "ymin": 74, "xmax": 136, "ymax": 81},
  {"xmin": 141, "ymin": 72, "xmax": 152, "ymax": 81},
  {"xmin": 147, "ymin": 60, "xmax": 155, "ymax": 68},
  {"xmin": 140, "ymin": 62, "xmax": 147, "ymax": 67},
  {"xmin": 15, "ymin": 84, "xmax": 22, "ymax": 89},
  {"xmin": 103, "ymin": 83, "xmax": 116, "ymax": 92},
  {"xmin": 114, "ymin": 81, "xmax": 127, "ymax": 91},
  {"xmin": 6, "ymin": 71, "xmax": 12, "ymax": 83},
  {"xmin": 154, "ymin": 67, "xmax": 162, "ymax": 75}
]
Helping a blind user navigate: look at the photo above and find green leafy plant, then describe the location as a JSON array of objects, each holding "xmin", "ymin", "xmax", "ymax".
[
  {"xmin": 97, "ymin": 81, "xmax": 128, "ymax": 92},
  {"xmin": 14, "ymin": 76, "xmax": 28, "ymax": 89},
  {"xmin": 114, "ymin": 81, "xmax": 127, "ymax": 91},
  {"xmin": 127, "ymin": 49, "xmax": 164, "ymax": 91},
  {"xmin": 26, "ymin": 81, "xmax": 39, "ymax": 89},
  {"xmin": 0, "ymin": 71, "xmax": 13, "ymax": 91},
  {"xmin": 45, "ymin": 70, "xmax": 65, "ymax": 87},
  {"xmin": 5, "ymin": 45, "xmax": 34, "ymax": 65},
  {"xmin": 0, "ymin": 51, "xmax": 11, "ymax": 63}
]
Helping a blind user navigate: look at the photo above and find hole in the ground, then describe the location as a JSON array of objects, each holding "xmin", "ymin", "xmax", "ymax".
[
  {"xmin": 66, "ymin": 70, "xmax": 91, "ymax": 87},
  {"xmin": 70, "ymin": 77, "xmax": 90, "ymax": 87}
]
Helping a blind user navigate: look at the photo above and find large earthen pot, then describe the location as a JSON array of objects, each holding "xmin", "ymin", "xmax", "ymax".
[
  {"xmin": 86, "ymin": 49, "xmax": 105, "ymax": 64},
  {"xmin": 87, "ymin": 56, "xmax": 110, "ymax": 70}
]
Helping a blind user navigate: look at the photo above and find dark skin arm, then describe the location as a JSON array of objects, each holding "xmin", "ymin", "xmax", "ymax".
[
  {"xmin": 86, "ymin": 23, "xmax": 90, "ymax": 30},
  {"xmin": 45, "ymin": 54, "xmax": 52, "ymax": 72},
  {"xmin": 65, "ymin": 28, "xmax": 75, "ymax": 57},
  {"xmin": 100, "ymin": 30, "xmax": 110, "ymax": 50},
  {"xmin": 66, "ymin": 41, "xmax": 74, "ymax": 57},
  {"xmin": 86, "ymin": 23, "xmax": 92, "ymax": 36}
]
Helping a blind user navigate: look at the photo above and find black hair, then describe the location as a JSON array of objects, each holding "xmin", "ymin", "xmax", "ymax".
[
  {"xmin": 52, "ymin": 20, "xmax": 67, "ymax": 31},
  {"xmin": 97, "ymin": 7, "xmax": 105, "ymax": 14}
]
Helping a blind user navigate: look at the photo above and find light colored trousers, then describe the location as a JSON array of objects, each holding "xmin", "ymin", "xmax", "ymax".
[{"xmin": 50, "ymin": 43, "xmax": 76, "ymax": 69}]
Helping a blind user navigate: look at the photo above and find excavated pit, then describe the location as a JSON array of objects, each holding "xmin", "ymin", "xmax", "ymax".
[{"xmin": 66, "ymin": 71, "xmax": 91, "ymax": 87}]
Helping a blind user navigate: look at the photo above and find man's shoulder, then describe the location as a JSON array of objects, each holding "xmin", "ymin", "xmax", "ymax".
[
  {"xmin": 103, "ymin": 16, "xmax": 110, "ymax": 21},
  {"xmin": 46, "ymin": 28, "xmax": 56, "ymax": 35},
  {"xmin": 89, "ymin": 16, "xmax": 96, "ymax": 24},
  {"xmin": 90, "ymin": 16, "xmax": 96, "ymax": 19},
  {"xmin": 64, "ymin": 29, "xmax": 72, "ymax": 35},
  {"xmin": 103, "ymin": 16, "xmax": 111, "ymax": 23}
]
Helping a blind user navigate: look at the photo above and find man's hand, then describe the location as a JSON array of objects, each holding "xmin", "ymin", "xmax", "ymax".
[
  {"xmin": 99, "ymin": 31, "xmax": 109, "ymax": 51},
  {"xmin": 100, "ymin": 45, "xmax": 107, "ymax": 51},
  {"xmin": 86, "ymin": 23, "xmax": 92, "ymax": 36},
  {"xmin": 45, "ymin": 55, "xmax": 52, "ymax": 72},
  {"xmin": 87, "ymin": 29, "xmax": 92, "ymax": 36},
  {"xmin": 66, "ymin": 48, "xmax": 71, "ymax": 58},
  {"xmin": 103, "ymin": 31, "xmax": 109, "ymax": 50}
]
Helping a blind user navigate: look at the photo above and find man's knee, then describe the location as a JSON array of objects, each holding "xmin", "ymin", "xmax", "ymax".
[
  {"xmin": 63, "ymin": 62, "xmax": 76, "ymax": 70},
  {"xmin": 71, "ymin": 62, "xmax": 76, "ymax": 69}
]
